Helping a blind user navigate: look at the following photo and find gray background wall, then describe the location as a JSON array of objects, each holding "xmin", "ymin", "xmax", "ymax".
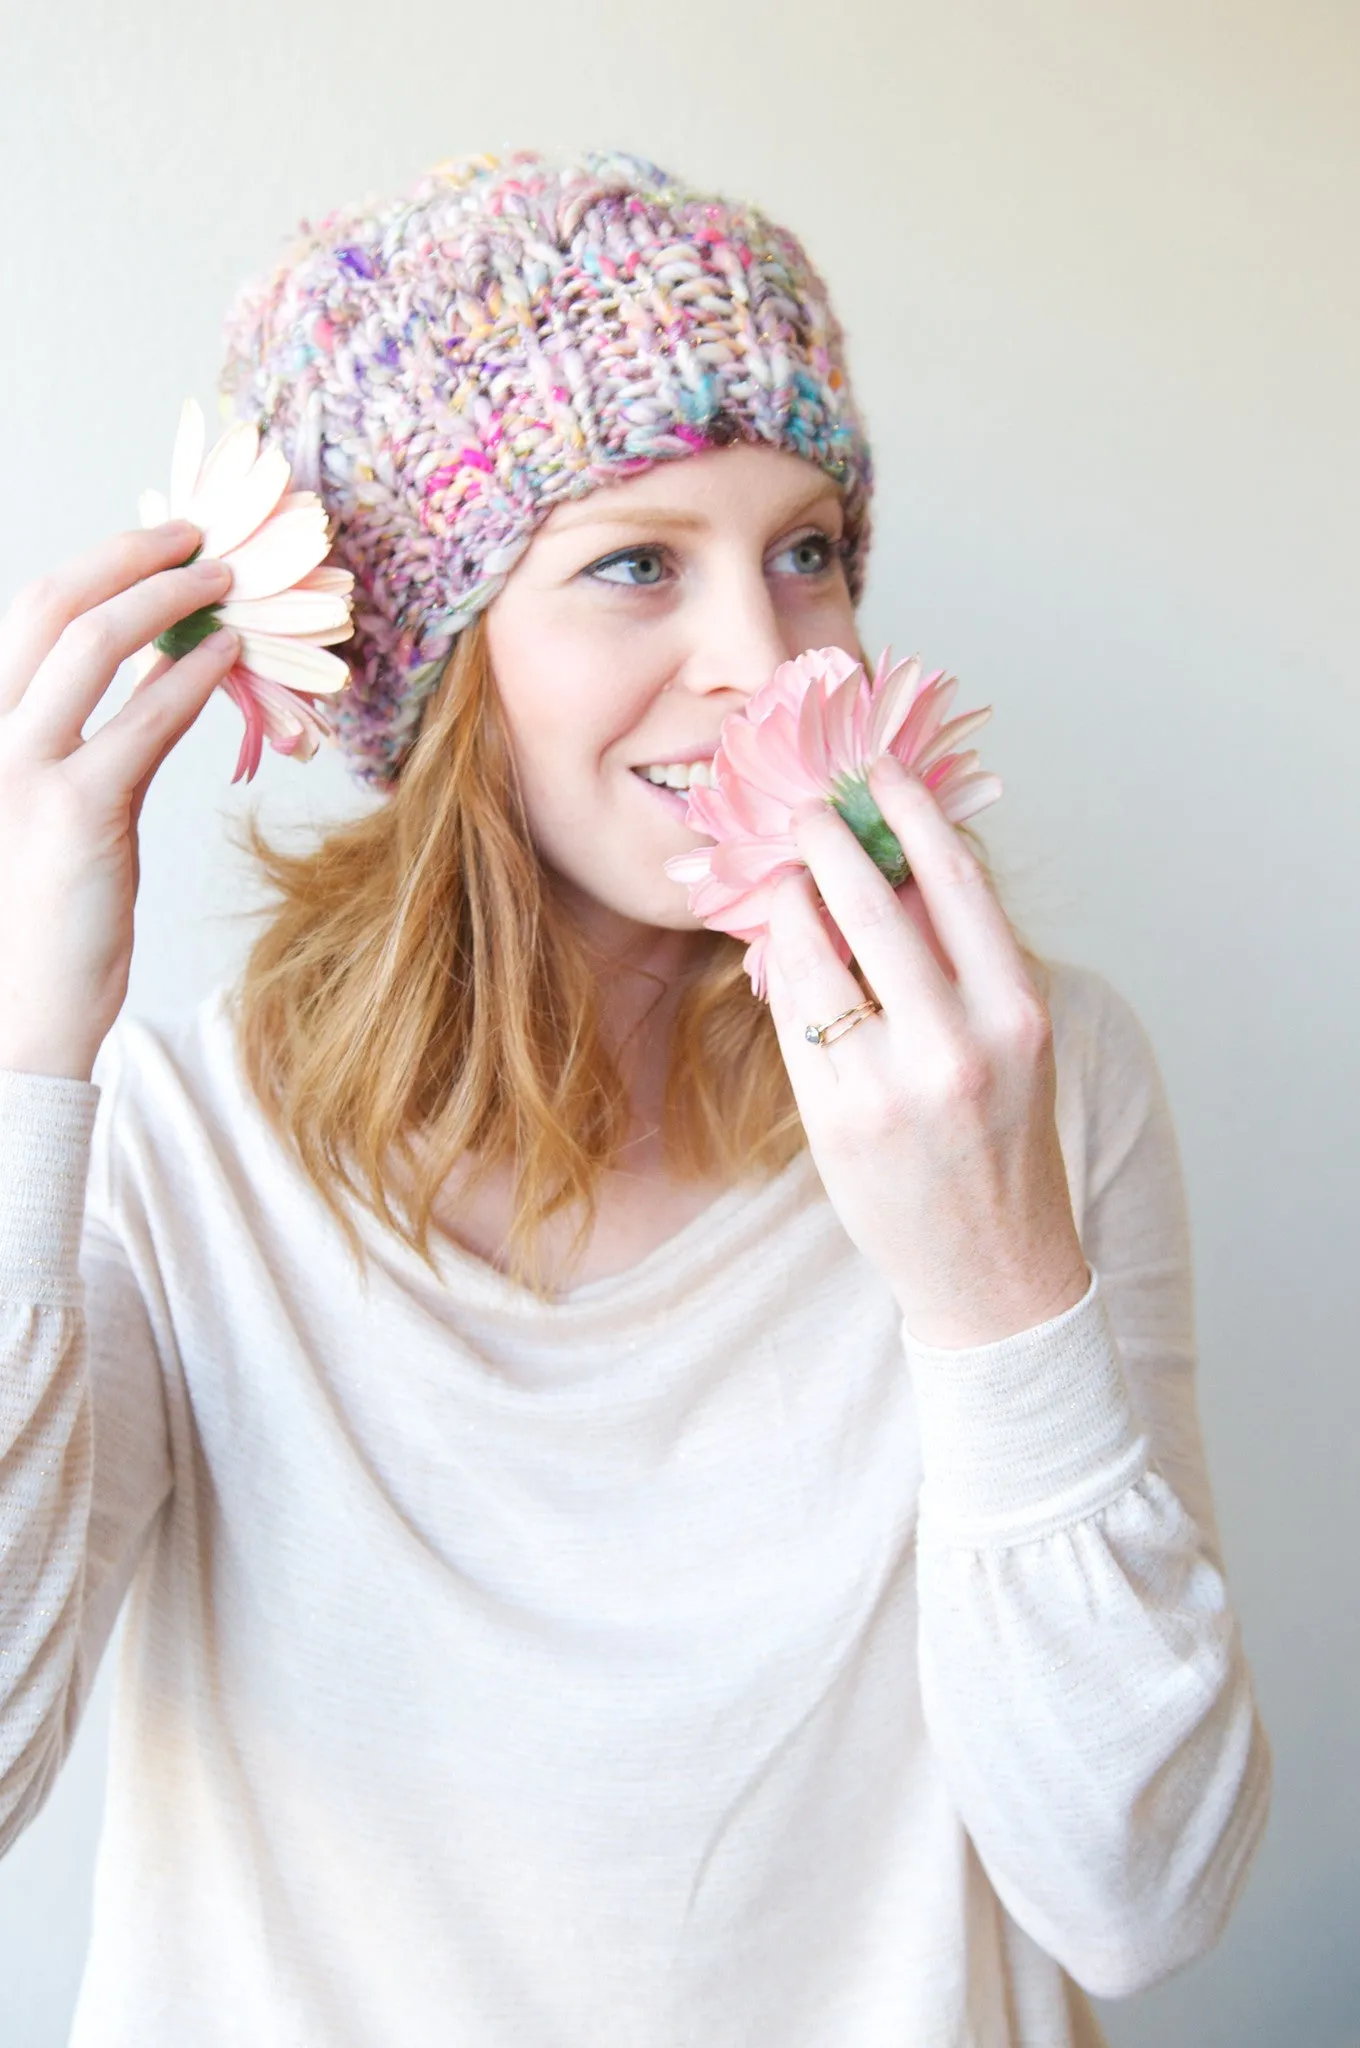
[{"xmin": 1, "ymin": 0, "xmax": 1356, "ymax": 2041}]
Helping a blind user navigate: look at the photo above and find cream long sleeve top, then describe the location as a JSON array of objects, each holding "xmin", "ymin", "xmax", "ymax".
[{"xmin": 0, "ymin": 958, "xmax": 1270, "ymax": 2048}]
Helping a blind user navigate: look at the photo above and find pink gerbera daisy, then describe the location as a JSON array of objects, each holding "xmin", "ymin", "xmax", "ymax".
[
  {"xmin": 133, "ymin": 399, "xmax": 355, "ymax": 783},
  {"xmin": 663, "ymin": 645, "xmax": 1003, "ymax": 999}
]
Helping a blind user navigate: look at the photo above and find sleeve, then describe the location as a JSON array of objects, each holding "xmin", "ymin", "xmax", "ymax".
[
  {"xmin": 0, "ymin": 1035, "xmax": 172, "ymax": 1859},
  {"xmin": 904, "ymin": 969, "xmax": 1272, "ymax": 1999}
]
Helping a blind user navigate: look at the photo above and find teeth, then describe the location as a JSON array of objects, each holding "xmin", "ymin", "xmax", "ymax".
[{"xmin": 637, "ymin": 760, "xmax": 715, "ymax": 789}]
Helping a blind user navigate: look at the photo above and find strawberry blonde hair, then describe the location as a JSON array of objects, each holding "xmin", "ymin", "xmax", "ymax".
[{"xmin": 226, "ymin": 611, "xmax": 1049, "ymax": 1301}]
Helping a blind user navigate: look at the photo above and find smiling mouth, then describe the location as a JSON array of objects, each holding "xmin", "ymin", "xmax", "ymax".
[
  {"xmin": 629, "ymin": 760, "xmax": 717, "ymax": 791},
  {"xmin": 631, "ymin": 772, "xmax": 718, "ymax": 828},
  {"xmin": 631, "ymin": 772, "xmax": 692, "ymax": 806}
]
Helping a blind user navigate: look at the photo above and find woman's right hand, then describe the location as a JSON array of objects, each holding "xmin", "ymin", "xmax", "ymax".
[{"xmin": 0, "ymin": 521, "xmax": 240, "ymax": 1082}]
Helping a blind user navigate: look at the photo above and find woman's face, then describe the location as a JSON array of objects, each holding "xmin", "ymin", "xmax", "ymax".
[{"xmin": 483, "ymin": 442, "xmax": 862, "ymax": 952}]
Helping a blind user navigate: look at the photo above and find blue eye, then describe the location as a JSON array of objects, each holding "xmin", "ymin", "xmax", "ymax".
[
  {"xmin": 773, "ymin": 535, "xmax": 837, "ymax": 577},
  {"xmin": 590, "ymin": 548, "xmax": 668, "ymax": 587},
  {"xmin": 586, "ymin": 532, "xmax": 840, "ymax": 587}
]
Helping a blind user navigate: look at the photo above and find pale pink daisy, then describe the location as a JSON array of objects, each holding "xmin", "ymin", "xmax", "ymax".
[
  {"xmin": 133, "ymin": 398, "xmax": 354, "ymax": 783},
  {"xmin": 663, "ymin": 646, "xmax": 1003, "ymax": 999}
]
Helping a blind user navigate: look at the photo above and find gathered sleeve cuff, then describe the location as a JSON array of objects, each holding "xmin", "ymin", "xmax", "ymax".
[
  {"xmin": 0, "ymin": 1071, "xmax": 101, "ymax": 1305},
  {"xmin": 901, "ymin": 1266, "xmax": 1150, "ymax": 1543}
]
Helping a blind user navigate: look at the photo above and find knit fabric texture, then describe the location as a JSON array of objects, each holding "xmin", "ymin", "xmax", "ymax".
[{"xmin": 217, "ymin": 147, "xmax": 876, "ymax": 791}]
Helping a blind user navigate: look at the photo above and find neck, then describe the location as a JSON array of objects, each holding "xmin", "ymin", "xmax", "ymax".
[{"xmin": 547, "ymin": 878, "xmax": 712, "ymax": 1153}]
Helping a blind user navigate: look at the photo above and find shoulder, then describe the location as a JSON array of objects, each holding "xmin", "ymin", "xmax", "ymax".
[
  {"xmin": 84, "ymin": 982, "xmax": 329, "ymax": 1279},
  {"xmin": 1039, "ymin": 954, "xmax": 1165, "ymax": 1094},
  {"xmin": 1037, "ymin": 956, "xmax": 1183, "ymax": 1224},
  {"xmin": 89, "ymin": 982, "xmax": 260, "ymax": 1180}
]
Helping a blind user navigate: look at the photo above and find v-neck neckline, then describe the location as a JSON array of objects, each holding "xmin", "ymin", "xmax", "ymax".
[
  {"xmin": 209, "ymin": 981, "xmax": 822, "ymax": 1323},
  {"xmin": 395, "ymin": 1147, "xmax": 820, "ymax": 1320}
]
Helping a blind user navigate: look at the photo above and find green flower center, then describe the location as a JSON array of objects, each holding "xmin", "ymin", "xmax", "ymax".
[
  {"xmin": 151, "ymin": 544, "xmax": 224, "ymax": 663},
  {"xmin": 154, "ymin": 605, "xmax": 224, "ymax": 662},
  {"xmin": 829, "ymin": 771, "xmax": 913, "ymax": 887}
]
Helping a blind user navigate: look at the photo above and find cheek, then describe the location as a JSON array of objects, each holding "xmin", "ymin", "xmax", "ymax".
[
  {"xmin": 488, "ymin": 609, "xmax": 662, "ymax": 791},
  {"xmin": 804, "ymin": 583, "xmax": 861, "ymax": 649}
]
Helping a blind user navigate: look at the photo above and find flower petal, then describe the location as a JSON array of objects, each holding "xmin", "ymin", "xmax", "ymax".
[
  {"xmin": 168, "ymin": 399, "xmax": 206, "ymax": 519},
  {"xmin": 710, "ymin": 837, "xmax": 801, "ymax": 888},
  {"xmin": 655, "ymin": 640, "xmax": 1001, "ymax": 996},
  {"xmin": 760, "ymin": 707, "xmax": 833, "ymax": 799},
  {"xmin": 890, "ymin": 673, "xmax": 958, "ymax": 767},
  {"xmin": 274, "ymin": 490, "xmax": 327, "ymax": 518},
  {"xmin": 868, "ymin": 644, "xmax": 895, "ymax": 691},
  {"xmin": 913, "ymin": 705, "xmax": 993, "ymax": 772},
  {"xmin": 185, "ymin": 421, "xmax": 262, "ymax": 534},
  {"xmin": 926, "ymin": 749, "xmax": 982, "ymax": 790},
  {"xmin": 822, "ymin": 669, "xmax": 865, "ymax": 775},
  {"xmin": 296, "ymin": 566, "xmax": 355, "ymax": 595},
  {"xmin": 198, "ymin": 443, "xmax": 292, "ymax": 559},
  {"xmin": 805, "ymin": 645, "xmax": 863, "ymax": 696},
  {"xmin": 795, "ymin": 670, "xmax": 834, "ymax": 786},
  {"xmin": 217, "ymin": 586, "xmax": 354, "ymax": 636},
  {"xmin": 743, "ymin": 934, "xmax": 770, "ymax": 999},
  {"xmin": 720, "ymin": 706, "xmax": 822, "ymax": 805},
  {"xmin": 714, "ymin": 766, "xmax": 790, "ymax": 837},
  {"xmin": 663, "ymin": 849, "xmax": 715, "ymax": 884},
  {"xmin": 688, "ymin": 851, "xmax": 802, "ymax": 926},
  {"xmin": 745, "ymin": 656, "xmax": 809, "ymax": 724},
  {"xmin": 227, "ymin": 668, "xmax": 338, "ymax": 777},
  {"xmin": 220, "ymin": 501, "xmax": 332, "ymax": 600},
  {"xmin": 219, "ymin": 665, "xmax": 265, "ymax": 784},
  {"xmin": 196, "ymin": 418, "xmax": 259, "ymax": 491},
  {"xmin": 863, "ymin": 653, "xmax": 923, "ymax": 756},
  {"xmin": 936, "ymin": 770, "xmax": 1004, "ymax": 825},
  {"xmin": 682, "ymin": 780, "xmax": 745, "ymax": 840},
  {"xmin": 236, "ymin": 632, "xmax": 352, "ymax": 693},
  {"xmin": 271, "ymin": 626, "xmax": 355, "ymax": 647}
]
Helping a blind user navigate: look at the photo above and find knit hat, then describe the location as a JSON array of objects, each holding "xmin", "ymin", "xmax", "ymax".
[{"xmin": 218, "ymin": 147, "xmax": 876, "ymax": 792}]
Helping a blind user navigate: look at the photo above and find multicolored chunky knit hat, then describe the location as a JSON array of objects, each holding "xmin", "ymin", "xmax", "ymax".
[{"xmin": 218, "ymin": 147, "xmax": 876, "ymax": 791}]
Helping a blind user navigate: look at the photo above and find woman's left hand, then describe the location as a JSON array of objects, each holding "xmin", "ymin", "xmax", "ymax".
[{"xmin": 764, "ymin": 752, "xmax": 1091, "ymax": 1349}]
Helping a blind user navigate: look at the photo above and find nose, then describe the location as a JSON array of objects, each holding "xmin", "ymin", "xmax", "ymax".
[{"xmin": 673, "ymin": 566, "xmax": 792, "ymax": 705}]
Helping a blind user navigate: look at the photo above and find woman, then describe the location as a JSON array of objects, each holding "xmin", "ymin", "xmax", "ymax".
[{"xmin": 0, "ymin": 149, "xmax": 1270, "ymax": 2046}]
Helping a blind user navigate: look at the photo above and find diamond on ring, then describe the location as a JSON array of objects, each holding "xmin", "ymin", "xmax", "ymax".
[{"xmin": 802, "ymin": 998, "xmax": 882, "ymax": 1048}]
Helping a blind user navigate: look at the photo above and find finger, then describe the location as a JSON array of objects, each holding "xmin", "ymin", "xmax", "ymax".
[
  {"xmin": 0, "ymin": 521, "xmax": 205, "ymax": 713},
  {"xmin": 866, "ymin": 755, "xmax": 1028, "ymax": 1015},
  {"xmin": 68, "ymin": 627, "xmax": 240, "ymax": 803},
  {"xmin": 128, "ymin": 648, "xmax": 174, "ymax": 697},
  {"xmin": 790, "ymin": 796, "xmax": 961, "ymax": 1027},
  {"xmin": 12, "ymin": 556, "xmax": 234, "ymax": 756},
  {"xmin": 127, "ymin": 652, "xmax": 219, "ymax": 832},
  {"xmin": 764, "ymin": 867, "xmax": 873, "ymax": 1063},
  {"xmin": 899, "ymin": 877, "xmax": 958, "ymax": 985}
]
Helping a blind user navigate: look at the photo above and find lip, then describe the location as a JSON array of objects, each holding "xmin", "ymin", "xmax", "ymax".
[
  {"xmin": 629, "ymin": 771, "xmax": 700, "ymax": 820},
  {"xmin": 627, "ymin": 747, "xmax": 720, "ymax": 768}
]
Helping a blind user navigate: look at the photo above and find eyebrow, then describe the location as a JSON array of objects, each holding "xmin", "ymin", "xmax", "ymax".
[{"xmin": 547, "ymin": 489, "xmax": 845, "ymax": 537}]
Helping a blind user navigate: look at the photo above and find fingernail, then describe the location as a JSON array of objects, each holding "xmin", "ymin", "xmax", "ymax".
[
  {"xmin": 203, "ymin": 627, "xmax": 240, "ymax": 655},
  {"xmin": 157, "ymin": 518, "xmax": 200, "ymax": 538},
  {"xmin": 870, "ymin": 753, "xmax": 906, "ymax": 782},
  {"xmin": 191, "ymin": 556, "xmax": 232, "ymax": 581}
]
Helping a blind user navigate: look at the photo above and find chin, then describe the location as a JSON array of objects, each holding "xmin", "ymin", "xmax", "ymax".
[
  {"xmin": 601, "ymin": 891, "xmax": 706, "ymax": 933},
  {"xmin": 542, "ymin": 859, "xmax": 708, "ymax": 937},
  {"xmin": 642, "ymin": 902, "xmax": 708, "ymax": 932}
]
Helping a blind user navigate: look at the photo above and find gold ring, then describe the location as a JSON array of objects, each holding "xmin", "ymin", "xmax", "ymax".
[{"xmin": 803, "ymin": 997, "xmax": 882, "ymax": 1047}]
